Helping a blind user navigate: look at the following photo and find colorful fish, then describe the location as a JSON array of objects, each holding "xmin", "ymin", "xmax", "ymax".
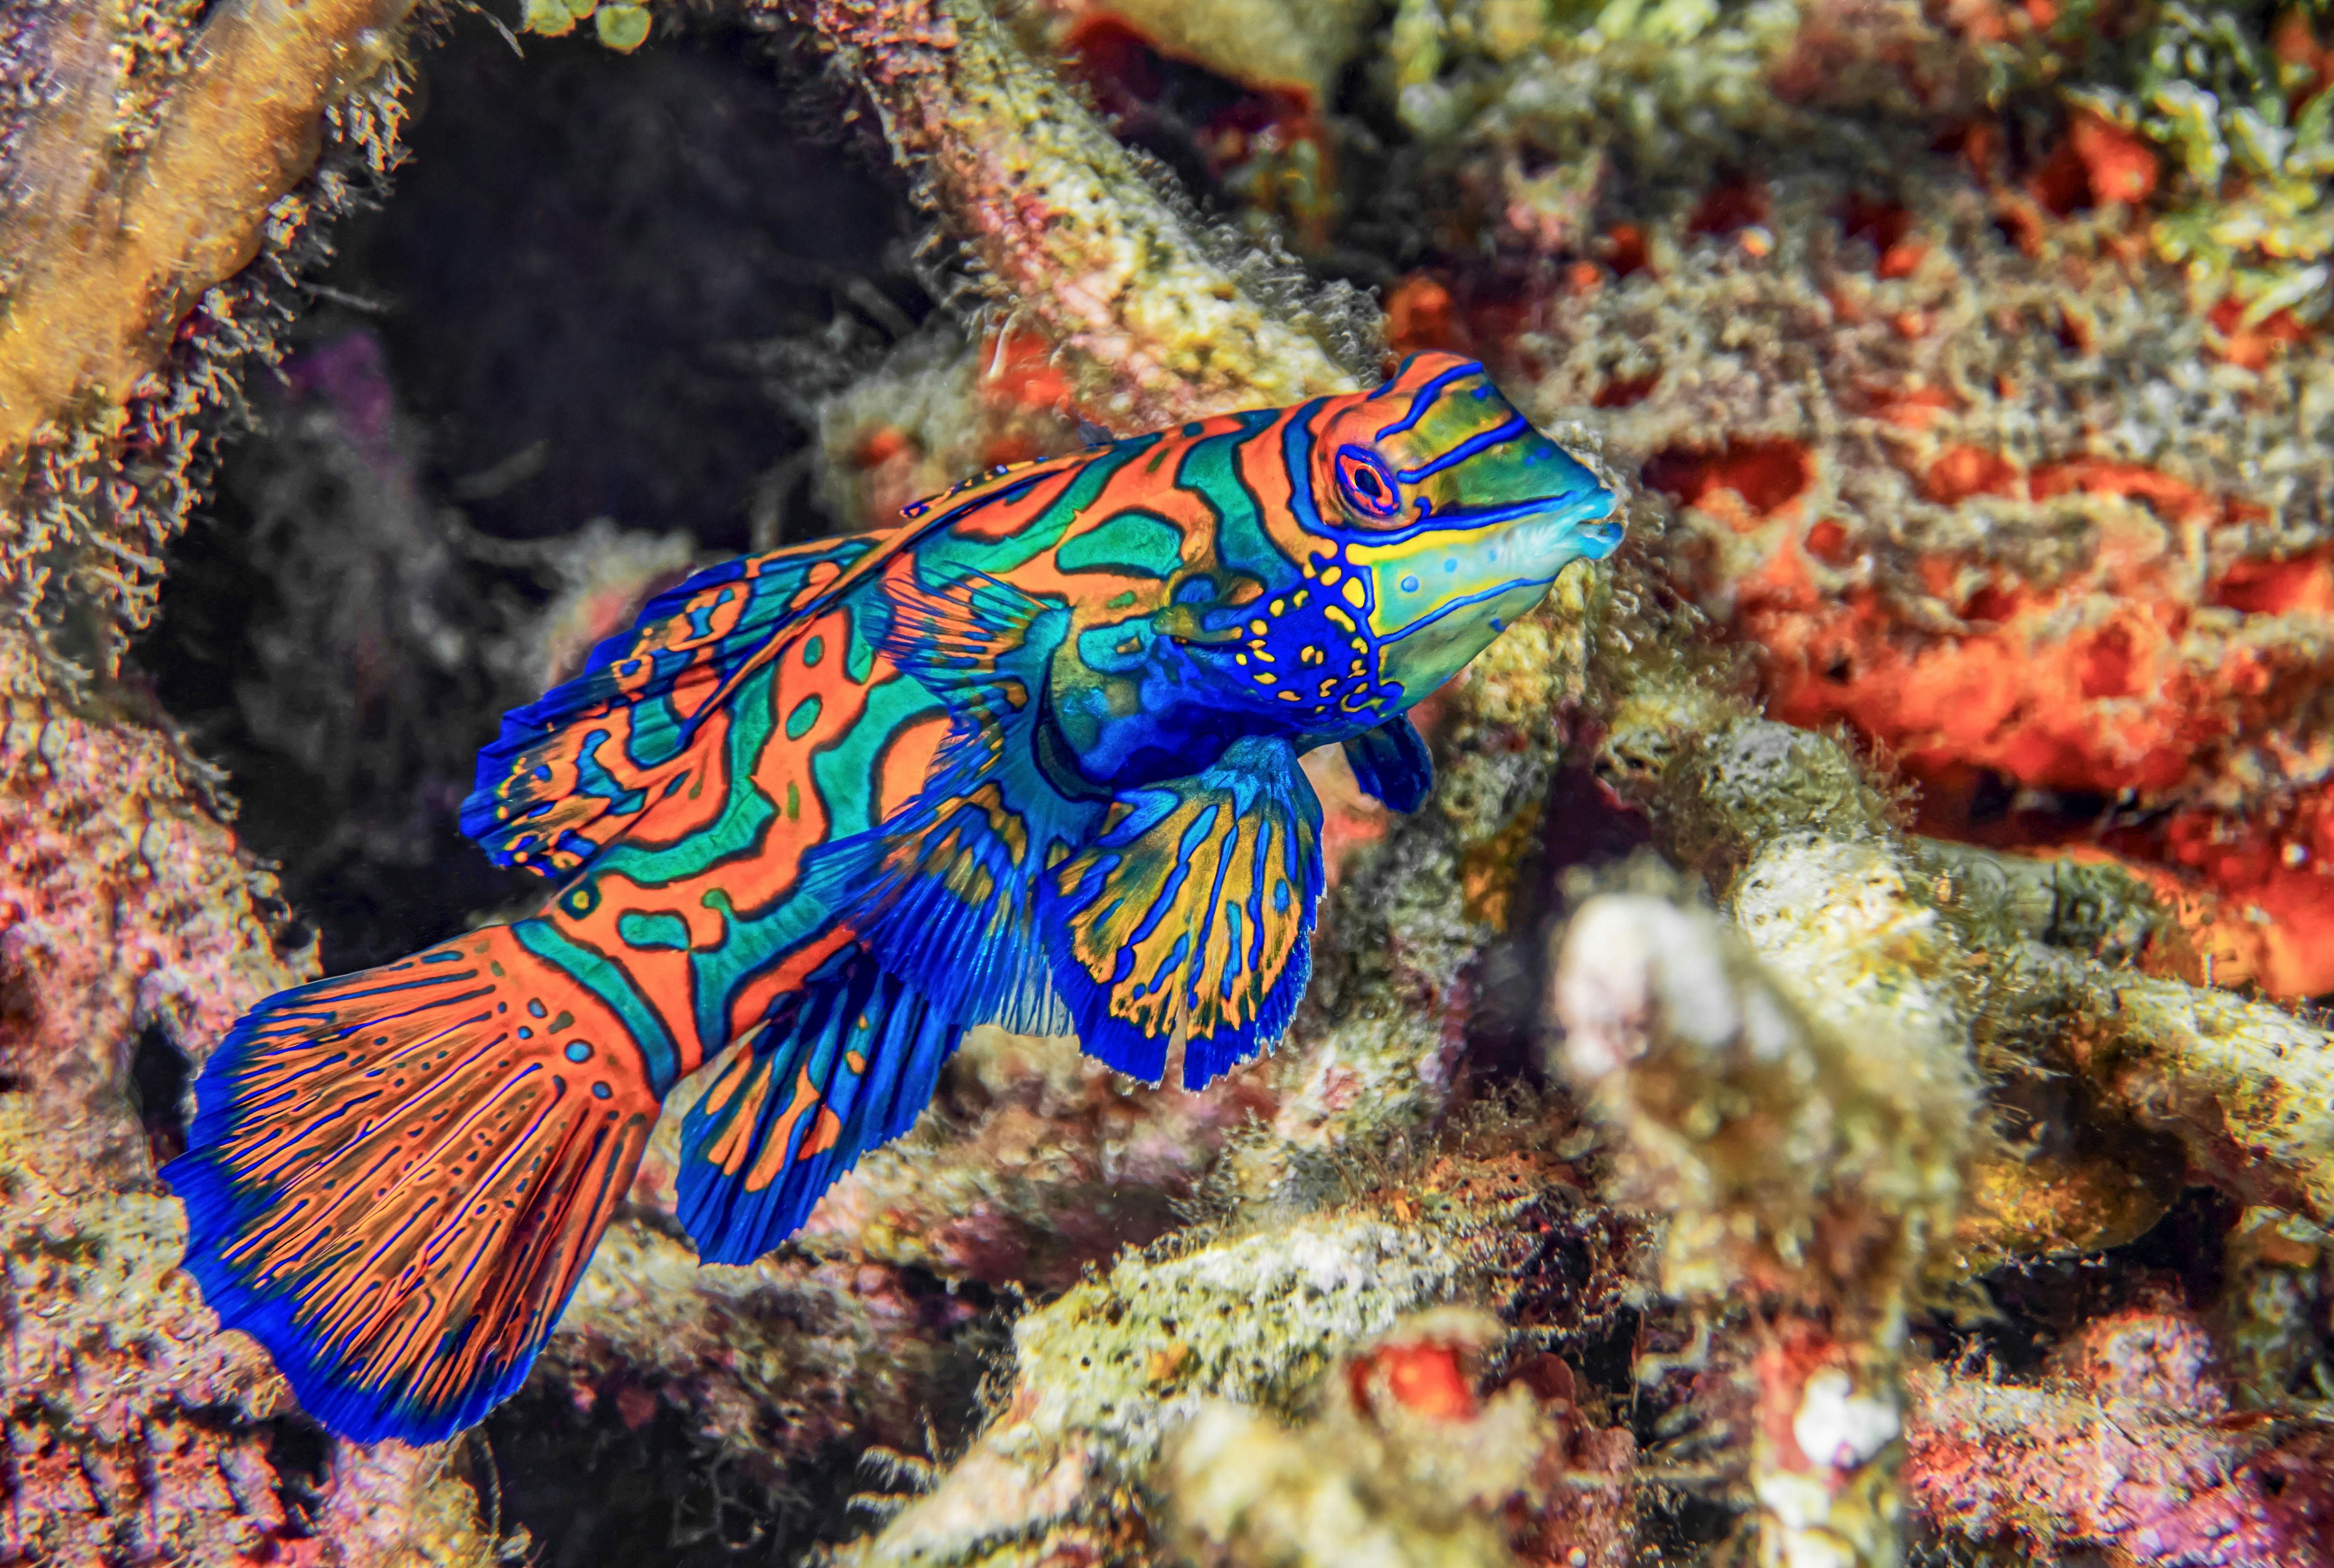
[{"xmin": 165, "ymin": 351, "xmax": 1620, "ymax": 1444}]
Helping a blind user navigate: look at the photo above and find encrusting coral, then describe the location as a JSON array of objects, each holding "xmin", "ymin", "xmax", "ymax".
[
  {"xmin": 1907, "ymin": 1301, "xmax": 2334, "ymax": 1564},
  {"xmin": 1552, "ymin": 880, "xmax": 1968, "ymax": 1568},
  {"xmin": 759, "ymin": 0, "xmax": 1380, "ymax": 432},
  {"xmin": 0, "ymin": 0, "xmax": 414, "ymax": 677},
  {"xmin": 9, "ymin": 0, "xmax": 2334, "ymax": 1563}
]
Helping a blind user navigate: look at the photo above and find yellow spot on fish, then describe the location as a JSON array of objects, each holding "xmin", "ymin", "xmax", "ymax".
[
  {"xmin": 1269, "ymin": 598, "xmax": 1285, "ymax": 614},
  {"xmin": 1278, "ymin": 691, "xmax": 1299, "ymax": 702},
  {"xmin": 1249, "ymin": 619, "xmax": 1269, "ymax": 636},
  {"xmin": 1256, "ymin": 672, "xmax": 1276, "ymax": 684},
  {"xmin": 1236, "ymin": 653, "xmax": 1249, "ymax": 665},
  {"xmin": 1342, "ymin": 578, "xmax": 1366, "ymax": 608},
  {"xmin": 1293, "ymin": 590, "xmax": 1309, "ymax": 608},
  {"xmin": 1322, "ymin": 565, "xmax": 1342, "ymax": 585}
]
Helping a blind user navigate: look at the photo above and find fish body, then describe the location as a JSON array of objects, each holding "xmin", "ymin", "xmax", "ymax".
[{"xmin": 165, "ymin": 353, "xmax": 1620, "ymax": 1443}]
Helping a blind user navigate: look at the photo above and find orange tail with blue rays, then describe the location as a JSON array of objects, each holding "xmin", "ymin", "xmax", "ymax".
[{"xmin": 163, "ymin": 924, "xmax": 661, "ymax": 1445}]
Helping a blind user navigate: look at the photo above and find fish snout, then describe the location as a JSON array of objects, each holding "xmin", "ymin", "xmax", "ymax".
[{"xmin": 1575, "ymin": 517, "xmax": 1624, "ymax": 559}]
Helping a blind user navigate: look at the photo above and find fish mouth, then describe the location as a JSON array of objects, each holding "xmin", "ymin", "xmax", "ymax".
[
  {"xmin": 1495, "ymin": 505, "xmax": 1622, "ymax": 571},
  {"xmin": 1575, "ymin": 518, "xmax": 1624, "ymax": 559},
  {"xmin": 1381, "ymin": 571, "xmax": 1563, "ymax": 645}
]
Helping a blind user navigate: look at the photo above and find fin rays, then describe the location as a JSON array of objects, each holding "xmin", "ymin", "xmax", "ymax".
[
  {"xmin": 166, "ymin": 929, "xmax": 657, "ymax": 1444},
  {"xmin": 676, "ymin": 940, "xmax": 961, "ymax": 1266},
  {"xmin": 1048, "ymin": 735, "xmax": 1324, "ymax": 1088}
]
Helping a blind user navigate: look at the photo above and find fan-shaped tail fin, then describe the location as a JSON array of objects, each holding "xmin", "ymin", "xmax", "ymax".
[{"xmin": 165, "ymin": 925, "xmax": 661, "ymax": 1444}]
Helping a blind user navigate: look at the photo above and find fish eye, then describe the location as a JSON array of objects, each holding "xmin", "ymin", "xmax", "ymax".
[{"xmin": 1334, "ymin": 445, "xmax": 1403, "ymax": 521}]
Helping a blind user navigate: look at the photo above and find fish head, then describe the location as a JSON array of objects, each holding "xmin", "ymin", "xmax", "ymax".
[{"xmin": 1298, "ymin": 352, "xmax": 1620, "ymax": 711}]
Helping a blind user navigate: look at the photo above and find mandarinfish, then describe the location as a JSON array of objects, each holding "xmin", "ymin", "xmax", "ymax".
[{"xmin": 165, "ymin": 351, "xmax": 1622, "ymax": 1444}]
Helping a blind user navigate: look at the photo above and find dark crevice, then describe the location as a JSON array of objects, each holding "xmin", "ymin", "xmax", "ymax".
[
  {"xmin": 267, "ymin": 1410, "xmax": 336, "ymax": 1534},
  {"xmin": 126, "ymin": 1023, "xmax": 193, "ymax": 1168},
  {"xmin": 1918, "ymin": 1184, "xmax": 2246, "ymax": 1377},
  {"xmin": 135, "ymin": 14, "xmax": 933, "ymax": 973},
  {"xmin": 486, "ymin": 1265, "xmax": 1007, "ymax": 1568}
]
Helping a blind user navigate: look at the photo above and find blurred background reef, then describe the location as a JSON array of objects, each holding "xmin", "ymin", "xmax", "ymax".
[{"xmin": 4, "ymin": 0, "xmax": 2334, "ymax": 1563}]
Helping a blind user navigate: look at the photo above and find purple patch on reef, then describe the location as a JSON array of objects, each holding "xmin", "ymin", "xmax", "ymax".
[{"xmin": 288, "ymin": 331, "xmax": 405, "ymax": 481}]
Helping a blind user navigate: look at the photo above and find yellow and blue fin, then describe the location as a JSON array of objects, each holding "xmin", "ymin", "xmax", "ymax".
[
  {"xmin": 676, "ymin": 941, "xmax": 961, "ymax": 1264},
  {"xmin": 461, "ymin": 536, "xmax": 875, "ymax": 877},
  {"xmin": 796, "ymin": 558, "xmax": 1091, "ymax": 1036},
  {"xmin": 1045, "ymin": 735, "xmax": 1325, "ymax": 1088},
  {"xmin": 162, "ymin": 925, "xmax": 661, "ymax": 1444},
  {"xmin": 1342, "ymin": 715, "xmax": 1434, "ymax": 813}
]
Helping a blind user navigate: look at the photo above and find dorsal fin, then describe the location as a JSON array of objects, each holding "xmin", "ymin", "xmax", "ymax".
[
  {"xmin": 670, "ymin": 446, "xmax": 1113, "ymax": 764},
  {"xmin": 462, "ymin": 536, "xmax": 877, "ymax": 876},
  {"xmin": 462, "ymin": 448, "xmax": 1106, "ymax": 880},
  {"xmin": 896, "ymin": 449, "xmax": 1092, "ymax": 523}
]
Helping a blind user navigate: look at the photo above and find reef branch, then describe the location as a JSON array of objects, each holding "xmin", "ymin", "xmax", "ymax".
[
  {"xmin": 766, "ymin": 0, "xmax": 1368, "ymax": 427},
  {"xmin": 0, "ymin": 0, "xmax": 417, "ymax": 679},
  {"xmin": 1551, "ymin": 884, "xmax": 1969, "ymax": 1568},
  {"xmin": 0, "ymin": 0, "xmax": 415, "ymax": 470},
  {"xmin": 839, "ymin": 1209, "xmax": 1473, "ymax": 1567},
  {"xmin": 836, "ymin": 1125, "xmax": 1618, "ymax": 1568},
  {"xmin": 2030, "ymin": 944, "xmax": 2334, "ymax": 1227}
]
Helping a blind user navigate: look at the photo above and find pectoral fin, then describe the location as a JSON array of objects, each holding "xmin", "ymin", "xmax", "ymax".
[
  {"xmin": 1046, "ymin": 736, "xmax": 1323, "ymax": 1089},
  {"xmin": 796, "ymin": 559, "xmax": 1091, "ymax": 1035},
  {"xmin": 1342, "ymin": 715, "xmax": 1433, "ymax": 813}
]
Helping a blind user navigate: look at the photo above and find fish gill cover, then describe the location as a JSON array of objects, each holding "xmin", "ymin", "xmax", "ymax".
[{"xmin": 3, "ymin": 0, "xmax": 2334, "ymax": 1565}]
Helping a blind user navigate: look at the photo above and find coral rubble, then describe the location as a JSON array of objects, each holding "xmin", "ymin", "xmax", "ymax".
[{"xmin": 9, "ymin": 0, "xmax": 2334, "ymax": 1563}]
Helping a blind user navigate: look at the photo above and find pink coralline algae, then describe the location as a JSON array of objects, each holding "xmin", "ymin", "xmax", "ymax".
[{"xmin": 1907, "ymin": 1305, "xmax": 2334, "ymax": 1567}]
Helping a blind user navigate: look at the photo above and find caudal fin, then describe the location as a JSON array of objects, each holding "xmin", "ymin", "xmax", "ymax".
[{"xmin": 164, "ymin": 926, "xmax": 660, "ymax": 1444}]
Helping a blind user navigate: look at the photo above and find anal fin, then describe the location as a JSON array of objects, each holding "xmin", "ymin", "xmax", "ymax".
[{"xmin": 676, "ymin": 940, "xmax": 961, "ymax": 1265}]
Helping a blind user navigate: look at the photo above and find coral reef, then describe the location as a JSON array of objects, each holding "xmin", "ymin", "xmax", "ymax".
[
  {"xmin": 1553, "ymin": 879, "xmax": 1969, "ymax": 1568},
  {"xmin": 9, "ymin": 0, "xmax": 2334, "ymax": 1563},
  {"xmin": 1908, "ymin": 1301, "xmax": 2334, "ymax": 1564}
]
